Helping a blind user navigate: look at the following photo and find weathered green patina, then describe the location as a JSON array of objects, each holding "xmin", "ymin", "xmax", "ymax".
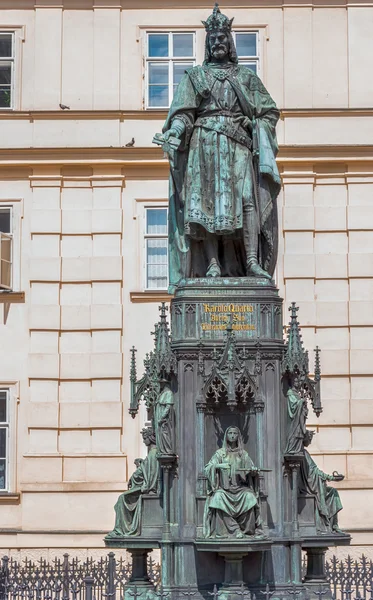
[
  {"xmin": 300, "ymin": 431, "xmax": 344, "ymax": 535},
  {"xmin": 284, "ymin": 384, "xmax": 308, "ymax": 456},
  {"xmin": 203, "ymin": 426, "xmax": 263, "ymax": 539},
  {"xmin": 106, "ymin": 427, "xmax": 159, "ymax": 538},
  {"xmin": 154, "ymin": 380, "xmax": 175, "ymax": 456},
  {"xmin": 155, "ymin": 4, "xmax": 281, "ymax": 292}
]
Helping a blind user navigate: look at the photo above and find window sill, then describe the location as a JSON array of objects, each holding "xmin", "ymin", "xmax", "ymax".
[
  {"xmin": 0, "ymin": 493, "xmax": 20, "ymax": 504},
  {"xmin": 0, "ymin": 291, "xmax": 25, "ymax": 303},
  {"xmin": 130, "ymin": 290, "xmax": 173, "ymax": 303}
]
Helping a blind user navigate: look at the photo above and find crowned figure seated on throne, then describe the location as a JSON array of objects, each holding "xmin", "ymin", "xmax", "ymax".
[{"xmin": 203, "ymin": 426, "xmax": 265, "ymax": 539}]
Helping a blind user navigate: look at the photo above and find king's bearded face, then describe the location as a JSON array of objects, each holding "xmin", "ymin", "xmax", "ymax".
[{"xmin": 209, "ymin": 31, "xmax": 229, "ymax": 61}]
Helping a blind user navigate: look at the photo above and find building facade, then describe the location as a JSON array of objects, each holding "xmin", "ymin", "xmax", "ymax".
[{"xmin": 0, "ymin": 0, "xmax": 372, "ymax": 559}]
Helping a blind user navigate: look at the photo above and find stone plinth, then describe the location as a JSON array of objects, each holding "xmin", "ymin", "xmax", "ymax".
[{"xmin": 171, "ymin": 278, "xmax": 283, "ymax": 344}]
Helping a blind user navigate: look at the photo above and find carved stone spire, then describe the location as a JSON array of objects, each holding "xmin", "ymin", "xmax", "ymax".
[
  {"xmin": 152, "ymin": 303, "xmax": 177, "ymax": 378},
  {"xmin": 129, "ymin": 303, "xmax": 176, "ymax": 418},
  {"xmin": 282, "ymin": 302, "xmax": 308, "ymax": 378},
  {"xmin": 282, "ymin": 302, "xmax": 323, "ymax": 417}
]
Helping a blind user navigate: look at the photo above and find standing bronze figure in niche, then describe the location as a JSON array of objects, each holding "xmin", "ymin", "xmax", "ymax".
[
  {"xmin": 284, "ymin": 372, "xmax": 309, "ymax": 456},
  {"xmin": 203, "ymin": 426, "xmax": 264, "ymax": 539}
]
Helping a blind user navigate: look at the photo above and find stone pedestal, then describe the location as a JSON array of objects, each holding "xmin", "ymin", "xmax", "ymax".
[{"xmin": 106, "ymin": 277, "xmax": 350, "ymax": 600}]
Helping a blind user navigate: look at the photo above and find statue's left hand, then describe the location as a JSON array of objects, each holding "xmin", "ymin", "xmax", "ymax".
[{"xmin": 233, "ymin": 115, "xmax": 252, "ymax": 134}]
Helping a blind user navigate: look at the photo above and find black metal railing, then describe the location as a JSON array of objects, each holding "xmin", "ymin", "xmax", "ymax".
[
  {"xmin": 0, "ymin": 553, "xmax": 160, "ymax": 600},
  {"xmin": 326, "ymin": 555, "xmax": 373, "ymax": 600},
  {"xmin": 0, "ymin": 553, "xmax": 372, "ymax": 600}
]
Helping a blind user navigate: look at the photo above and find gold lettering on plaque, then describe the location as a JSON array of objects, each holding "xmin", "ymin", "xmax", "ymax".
[{"xmin": 201, "ymin": 303, "xmax": 255, "ymax": 333}]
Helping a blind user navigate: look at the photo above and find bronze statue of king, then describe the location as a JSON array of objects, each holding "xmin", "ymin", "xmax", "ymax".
[{"xmin": 155, "ymin": 3, "xmax": 281, "ymax": 293}]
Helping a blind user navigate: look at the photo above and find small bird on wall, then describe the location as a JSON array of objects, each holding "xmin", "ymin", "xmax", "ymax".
[
  {"xmin": 125, "ymin": 138, "xmax": 135, "ymax": 147},
  {"xmin": 59, "ymin": 103, "xmax": 70, "ymax": 110}
]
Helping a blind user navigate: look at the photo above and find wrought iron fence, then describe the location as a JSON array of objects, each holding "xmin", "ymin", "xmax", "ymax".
[
  {"xmin": 326, "ymin": 555, "xmax": 373, "ymax": 600},
  {"xmin": 0, "ymin": 553, "xmax": 160, "ymax": 600},
  {"xmin": 0, "ymin": 553, "xmax": 372, "ymax": 600}
]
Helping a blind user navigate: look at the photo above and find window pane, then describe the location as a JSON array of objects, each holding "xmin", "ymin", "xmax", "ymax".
[
  {"xmin": 149, "ymin": 63, "xmax": 169, "ymax": 85},
  {"xmin": 0, "ymin": 429, "xmax": 6, "ymax": 459},
  {"xmin": 235, "ymin": 33, "xmax": 257, "ymax": 57},
  {"xmin": 173, "ymin": 33, "xmax": 194, "ymax": 57},
  {"xmin": 147, "ymin": 239, "xmax": 168, "ymax": 289},
  {"xmin": 0, "ymin": 459, "xmax": 5, "ymax": 490},
  {"xmin": 147, "ymin": 209, "xmax": 167, "ymax": 234},
  {"xmin": 0, "ymin": 64, "xmax": 11, "ymax": 85},
  {"xmin": 0, "ymin": 34, "xmax": 12, "ymax": 58},
  {"xmin": 148, "ymin": 85, "xmax": 169, "ymax": 107},
  {"xmin": 148, "ymin": 34, "xmax": 169, "ymax": 58},
  {"xmin": 173, "ymin": 63, "xmax": 193, "ymax": 88},
  {"xmin": 239, "ymin": 62, "xmax": 257, "ymax": 75},
  {"xmin": 0, "ymin": 210, "xmax": 10, "ymax": 233},
  {"xmin": 0, "ymin": 88, "xmax": 11, "ymax": 108},
  {"xmin": 0, "ymin": 392, "xmax": 6, "ymax": 423}
]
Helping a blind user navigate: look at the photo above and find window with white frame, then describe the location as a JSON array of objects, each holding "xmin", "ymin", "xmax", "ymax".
[
  {"xmin": 0, "ymin": 207, "xmax": 12, "ymax": 290},
  {"xmin": 146, "ymin": 32, "xmax": 196, "ymax": 108},
  {"xmin": 233, "ymin": 31, "xmax": 259, "ymax": 75},
  {"xmin": 0, "ymin": 390, "xmax": 9, "ymax": 490},
  {"xmin": 0, "ymin": 33, "xmax": 14, "ymax": 109},
  {"xmin": 145, "ymin": 208, "xmax": 168, "ymax": 289}
]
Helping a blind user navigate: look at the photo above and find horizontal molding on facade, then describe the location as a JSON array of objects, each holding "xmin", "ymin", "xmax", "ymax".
[
  {"xmin": 129, "ymin": 291, "xmax": 172, "ymax": 303},
  {"xmin": 1, "ymin": 146, "xmax": 373, "ymax": 169},
  {"xmin": 2, "ymin": 0, "xmax": 372, "ymax": 9},
  {"xmin": 1, "ymin": 108, "xmax": 373, "ymax": 121},
  {"xmin": 20, "ymin": 482, "xmax": 126, "ymax": 492},
  {"xmin": 0, "ymin": 529, "xmax": 108, "ymax": 536},
  {"xmin": 16, "ymin": 479, "xmax": 373, "ymax": 491}
]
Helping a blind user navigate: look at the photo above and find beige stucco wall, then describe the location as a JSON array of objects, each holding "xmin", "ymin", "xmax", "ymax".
[{"xmin": 0, "ymin": 0, "xmax": 372, "ymax": 557}]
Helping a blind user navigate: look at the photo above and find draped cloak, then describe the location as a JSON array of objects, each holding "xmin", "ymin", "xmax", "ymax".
[
  {"xmin": 284, "ymin": 388, "xmax": 308, "ymax": 455},
  {"xmin": 154, "ymin": 386, "xmax": 175, "ymax": 456},
  {"xmin": 163, "ymin": 63, "xmax": 281, "ymax": 293},
  {"xmin": 299, "ymin": 450, "xmax": 343, "ymax": 532},
  {"xmin": 107, "ymin": 447, "xmax": 159, "ymax": 537},
  {"xmin": 203, "ymin": 444, "xmax": 260, "ymax": 538}
]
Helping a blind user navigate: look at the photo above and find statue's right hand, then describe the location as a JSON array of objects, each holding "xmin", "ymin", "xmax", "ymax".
[
  {"xmin": 163, "ymin": 128, "xmax": 179, "ymax": 141},
  {"xmin": 217, "ymin": 463, "xmax": 230, "ymax": 470}
]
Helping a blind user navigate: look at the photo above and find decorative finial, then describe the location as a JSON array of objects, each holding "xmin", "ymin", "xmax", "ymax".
[
  {"xmin": 282, "ymin": 303, "xmax": 323, "ymax": 417},
  {"xmin": 283, "ymin": 302, "xmax": 307, "ymax": 376}
]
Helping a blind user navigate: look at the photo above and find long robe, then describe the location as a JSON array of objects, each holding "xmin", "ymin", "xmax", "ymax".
[
  {"xmin": 284, "ymin": 388, "xmax": 308, "ymax": 455},
  {"xmin": 154, "ymin": 386, "xmax": 175, "ymax": 456},
  {"xmin": 203, "ymin": 446, "xmax": 259, "ymax": 538},
  {"xmin": 299, "ymin": 450, "xmax": 343, "ymax": 532},
  {"xmin": 107, "ymin": 447, "xmax": 159, "ymax": 537},
  {"xmin": 163, "ymin": 63, "xmax": 281, "ymax": 293}
]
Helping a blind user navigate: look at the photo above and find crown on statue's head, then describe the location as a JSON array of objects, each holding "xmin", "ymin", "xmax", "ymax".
[{"xmin": 202, "ymin": 3, "xmax": 234, "ymax": 34}]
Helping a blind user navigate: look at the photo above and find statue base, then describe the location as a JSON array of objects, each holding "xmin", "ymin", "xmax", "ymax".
[
  {"xmin": 106, "ymin": 274, "xmax": 350, "ymax": 600},
  {"xmin": 171, "ymin": 277, "xmax": 283, "ymax": 344}
]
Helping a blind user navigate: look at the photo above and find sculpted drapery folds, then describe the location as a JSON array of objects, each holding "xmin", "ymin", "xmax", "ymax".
[
  {"xmin": 107, "ymin": 427, "xmax": 159, "ymax": 538},
  {"xmin": 159, "ymin": 4, "xmax": 281, "ymax": 293},
  {"xmin": 203, "ymin": 426, "xmax": 264, "ymax": 539},
  {"xmin": 154, "ymin": 379, "xmax": 175, "ymax": 456},
  {"xmin": 300, "ymin": 430, "xmax": 344, "ymax": 534},
  {"xmin": 284, "ymin": 374, "xmax": 309, "ymax": 456}
]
